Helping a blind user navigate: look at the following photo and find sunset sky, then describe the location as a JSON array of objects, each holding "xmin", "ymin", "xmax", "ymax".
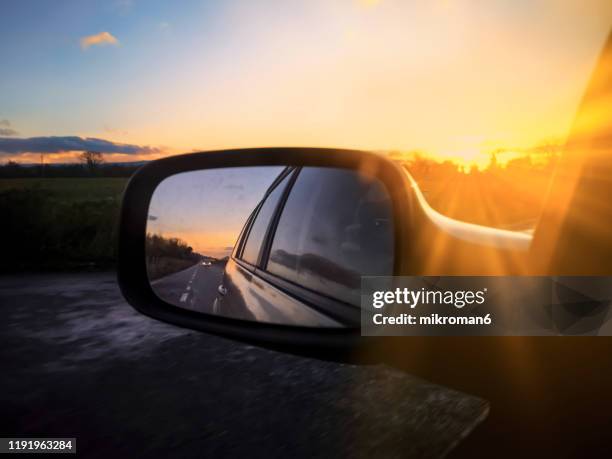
[
  {"xmin": 1, "ymin": 0, "xmax": 611, "ymax": 167},
  {"xmin": 148, "ymin": 166, "xmax": 284, "ymax": 256}
]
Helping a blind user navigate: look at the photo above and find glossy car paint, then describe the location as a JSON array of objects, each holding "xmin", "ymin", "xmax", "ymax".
[{"xmin": 214, "ymin": 258, "xmax": 342, "ymax": 327}]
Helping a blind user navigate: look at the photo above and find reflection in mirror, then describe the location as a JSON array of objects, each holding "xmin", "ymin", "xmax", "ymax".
[{"xmin": 147, "ymin": 166, "xmax": 394, "ymax": 327}]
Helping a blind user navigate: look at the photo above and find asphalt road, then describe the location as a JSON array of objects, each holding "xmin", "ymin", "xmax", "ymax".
[
  {"xmin": 152, "ymin": 262, "xmax": 225, "ymax": 313},
  {"xmin": 0, "ymin": 272, "xmax": 488, "ymax": 458}
]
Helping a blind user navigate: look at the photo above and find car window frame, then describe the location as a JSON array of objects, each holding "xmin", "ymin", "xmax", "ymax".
[
  {"xmin": 258, "ymin": 167, "xmax": 300, "ymax": 270},
  {"xmin": 235, "ymin": 167, "xmax": 296, "ymax": 267},
  {"xmin": 233, "ymin": 203, "xmax": 260, "ymax": 260}
]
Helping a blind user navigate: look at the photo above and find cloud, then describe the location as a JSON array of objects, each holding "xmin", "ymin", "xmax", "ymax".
[
  {"xmin": 80, "ymin": 32, "xmax": 119, "ymax": 50},
  {"xmin": 0, "ymin": 120, "xmax": 18, "ymax": 136},
  {"xmin": 0, "ymin": 136, "xmax": 159, "ymax": 156}
]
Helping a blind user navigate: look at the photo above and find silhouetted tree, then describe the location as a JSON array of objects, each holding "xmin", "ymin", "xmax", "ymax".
[
  {"xmin": 79, "ymin": 151, "xmax": 104, "ymax": 174},
  {"xmin": 5, "ymin": 160, "xmax": 21, "ymax": 171}
]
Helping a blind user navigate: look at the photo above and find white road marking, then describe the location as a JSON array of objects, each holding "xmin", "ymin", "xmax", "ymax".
[
  {"xmin": 180, "ymin": 292, "xmax": 189, "ymax": 303},
  {"xmin": 151, "ymin": 263, "xmax": 199, "ymax": 286}
]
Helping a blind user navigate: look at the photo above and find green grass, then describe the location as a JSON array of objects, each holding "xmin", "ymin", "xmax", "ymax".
[
  {"xmin": 0, "ymin": 178, "xmax": 131, "ymax": 271},
  {"xmin": 0, "ymin": 177, "xmax": 128, "ymax": 202}
]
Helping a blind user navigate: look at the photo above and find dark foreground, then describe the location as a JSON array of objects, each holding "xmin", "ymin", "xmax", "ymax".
[{"xmin": 0, "ymin": 272, "xmax": 487, "ymax": 458}]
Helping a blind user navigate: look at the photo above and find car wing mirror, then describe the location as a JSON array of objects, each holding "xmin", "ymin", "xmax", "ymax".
[{"xmin": 117, "ymin": 148, "xmax": 414, "ymax": 349}]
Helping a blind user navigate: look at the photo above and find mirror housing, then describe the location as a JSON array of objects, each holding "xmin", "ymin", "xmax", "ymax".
[{"xmin": 117, "ymin": 148, "xmax": 416, "ymax": 350}]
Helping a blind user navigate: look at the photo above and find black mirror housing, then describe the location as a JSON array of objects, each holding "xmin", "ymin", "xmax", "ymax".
[{"xmin": 117, "ymin": 147, "xmax": 416, "ymax": 351}]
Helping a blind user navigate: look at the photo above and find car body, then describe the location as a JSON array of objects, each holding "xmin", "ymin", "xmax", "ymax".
[{"xmin": 213, "ymin": 166, "xmax": 395, "ymax": 327}]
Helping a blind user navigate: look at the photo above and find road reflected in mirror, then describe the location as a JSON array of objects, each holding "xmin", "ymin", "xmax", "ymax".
[{"xmin": 147, "ymin": 166, "xmax": 395, "ymax": 327}]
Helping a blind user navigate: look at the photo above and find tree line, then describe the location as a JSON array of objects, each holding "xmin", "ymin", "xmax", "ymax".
[
  {"xmin": 0, "ymin": 151, "xmax": 141, "ymax": 178},
  {"xmin": 146, "ymin": 233, "xmax": 201, "ymax": 262},
  {"xmin": 145, "ymin": 233, "xmax": 203, "ymax": 280}
]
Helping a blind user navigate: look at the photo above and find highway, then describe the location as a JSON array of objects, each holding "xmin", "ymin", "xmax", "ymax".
[{"xmin": 151, "ymin": 261, "xmax": 225, "ymax": 313}]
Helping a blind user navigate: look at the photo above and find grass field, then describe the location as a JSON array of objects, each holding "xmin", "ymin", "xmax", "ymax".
[
  {"xmin": 0, "ymin": 177, "xmax": 128, "ymax": 201},
  {"xmin": 0, "ymin": 177, "xmax": 130, "ymax": 271}
]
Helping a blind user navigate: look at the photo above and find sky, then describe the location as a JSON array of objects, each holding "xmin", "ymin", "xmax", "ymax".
[
  {"xmin": 1, "ymin": 0, "xmax": 611, "ymax": 166},
  {"xmin": 148, "ymin": 166, "xmax": 284, "ymax": 257}
]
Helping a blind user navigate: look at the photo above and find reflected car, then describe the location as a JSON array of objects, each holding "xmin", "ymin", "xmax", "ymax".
[{"xmin": 213, "ymin": 166, "xmax": 394, "ymax": 327}]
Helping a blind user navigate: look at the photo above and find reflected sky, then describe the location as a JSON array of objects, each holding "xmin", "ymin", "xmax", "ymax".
[{"xmin": 147, "ymin": 166, "xmax": 284, "ymax": 258}]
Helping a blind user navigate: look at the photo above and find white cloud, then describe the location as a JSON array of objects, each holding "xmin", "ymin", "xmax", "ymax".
[{"xmin": 80, "ymin": 32, "xmax": 120, "ymax": 50}]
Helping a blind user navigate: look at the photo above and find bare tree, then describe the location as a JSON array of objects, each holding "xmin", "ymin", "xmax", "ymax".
[{"xmin": 79, "ymin": 151, "xmax": 104, "ymax": 174}]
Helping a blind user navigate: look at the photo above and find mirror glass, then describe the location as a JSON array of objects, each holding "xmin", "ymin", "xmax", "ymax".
[{"xmin": 147, "ymin": 166, "xmax": 394, "ymax": 327}]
